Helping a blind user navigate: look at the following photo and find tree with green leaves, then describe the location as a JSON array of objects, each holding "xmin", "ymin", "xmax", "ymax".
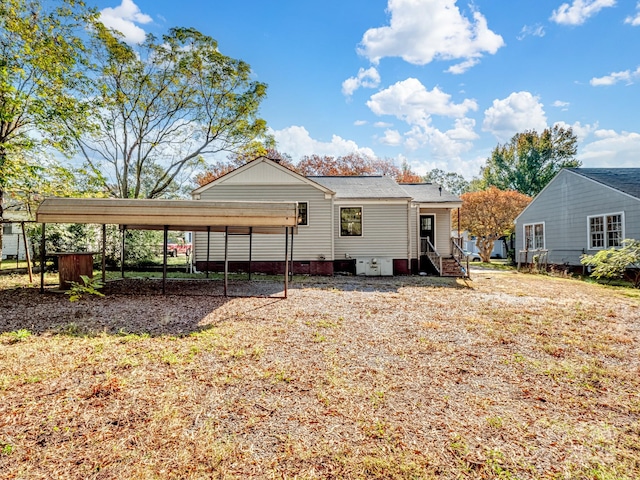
[
  {"xmin": 0, "ymin": 0, "xmax": 96, "ymax": 260},
  {"xmin": 422, "ymin": 168, "xmax": 470, "ymax": 196},
  {"xmin": 70, "ymin": 25, "xmax": 270, "ymax": 199},
  {"xmin": 481, "ymin": 126, "xmax": 580, "ymax": 197}
]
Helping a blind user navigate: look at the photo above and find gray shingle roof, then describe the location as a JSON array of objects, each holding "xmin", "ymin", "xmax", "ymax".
[
  {"xmin": 568, "ymin": 168, "xmax": 640, "ymax": 200},
  {"xmin": 399, "ymin": 183, "xmax": 461, "ymax": 203},
  {"xmin": 309, "ymin": 176, "xmax": 412, "ymax": 199}
]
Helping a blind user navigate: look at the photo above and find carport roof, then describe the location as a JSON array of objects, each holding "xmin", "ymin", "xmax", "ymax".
[{"xmin": 36, "ymin": 197, "xmax": 299, "ymax": 233}]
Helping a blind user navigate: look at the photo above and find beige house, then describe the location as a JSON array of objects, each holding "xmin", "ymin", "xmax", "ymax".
[{"xmin": 192, "ymin": 157, "xmax": 464, "ymax": 276}]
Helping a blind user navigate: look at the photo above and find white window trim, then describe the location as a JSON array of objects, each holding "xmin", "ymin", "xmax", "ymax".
[
  {"xmin": 339, "ymin": 206, "xmax": 363, "ymax": 237},
  {"xmin": 297, "ymin": 201, "xmax": 309, "ymax": 227},
  {"xmin": 522, "ymin": 222, "xmax": 545, "ymax": 250},
  {"xmin": 587, "ymin": 212, "xmax": 625, "ymax": 250}
]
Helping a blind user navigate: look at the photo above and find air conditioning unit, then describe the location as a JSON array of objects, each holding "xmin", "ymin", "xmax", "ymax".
[{"xmin": 355, "ymin": 257, "xmax": 393, "ymax": 276}]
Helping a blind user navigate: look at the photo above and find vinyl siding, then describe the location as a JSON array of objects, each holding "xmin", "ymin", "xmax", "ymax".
[
  {"xmin": 1, "ymin": 231, "xmax": 31, "ymax": 260},
  {"xmin": 410, "ymin": 207, "xmax": 453, "ymax": 257},
  {"xmin": 515, "ymin": 169, "xmax": 640, "ymax": 265},
  {"xmin": 334, "ymin": 203, "xmax": 408, "ymax": 259},
  {"xmin": 195, "ymin": 184, "xmax": 332, "ymax": 261}
]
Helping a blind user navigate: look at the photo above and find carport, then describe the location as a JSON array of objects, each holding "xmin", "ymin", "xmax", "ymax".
[{"xmin": 36, "ymin": 197, "xmax": 299, "ymax": 297}]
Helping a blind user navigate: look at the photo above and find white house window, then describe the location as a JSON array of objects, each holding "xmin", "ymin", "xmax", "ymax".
[
  {"xmin": 340, "ymin": 207, "xmax": 362, "ymax": 236},
  {"xmin": 297, "ymin": 202, "xmax": 308, "ymax": 226},
  {"xmin": 589, "ymin": 213, "xmax": 623, "ymax": 249},
  {"xmin": 523, "ymin": 222, "xmax": 544, "ymax": 249}
]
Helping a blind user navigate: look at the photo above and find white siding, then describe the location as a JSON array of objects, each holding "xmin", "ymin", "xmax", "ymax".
[
  {"xmin": 515, "ymin": 170, "xmax": 640, "ymax": 265},
  {"xmin": 1, "ymin": 229, "xmax": 31, "ymax": 260},
  {"xmin": 195, "ymin": 184, "xmax": 332, "ymax": 261},
  {"xmin": 410, "ymin": 207, "xmax": 454, "ymax": 257},
  {"xmin": 334, "ymin": 203, "xmax": 408, "ymax": 259}
]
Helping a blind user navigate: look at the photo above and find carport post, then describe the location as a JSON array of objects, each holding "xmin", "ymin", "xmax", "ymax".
[
  {"xmin": 224, "ymin": 226, "xmax": 229, "ymax": 296},
  {"xmin": 40, "ymin": 223, "xmax": 46, "ymax": 293},
  {"xmin": 248, "ymin": 227, "xmax": 253, "ymax": 281},
  {"xmin": 121, "ymin": 225, "xmax": 126, "ymax": 278},
  {"xmin": 289, "ymin": 227, "xmax": 294, "ymax": 281},
  {"xmin": 162, "ymin": 225, "xmax": 168, "ymax": 295},
  {"xmin": 205, "ymin": 226, "xmax": 211, "ymax": 278},
  {"xmin": 101, "ymin": 224, "xmax": 106, "ymax": 283},
  {"xmin": 284, "ymin": 226, "xmax": 289, "ymax": 298}
]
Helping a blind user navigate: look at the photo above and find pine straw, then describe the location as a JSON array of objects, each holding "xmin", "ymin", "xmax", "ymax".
[{"xmin": 0, "ymin": 271, "xmax": 639, "ymax": 479}]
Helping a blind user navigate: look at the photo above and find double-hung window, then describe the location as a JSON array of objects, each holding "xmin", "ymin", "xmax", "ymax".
[
  {"xmin": 588, "ymin": 213, "xmax": 623, "ymax": 249},
  {"xmin": 523, "ymin": 222, "xmax": 545, "ymax": 249},
  {"xmin": 297, "ymin": 202, "xmax": 308, "ymax": 226},
  {"xmin": 340, "ymin": 207, "xmax": 362, "ymax": 236}
]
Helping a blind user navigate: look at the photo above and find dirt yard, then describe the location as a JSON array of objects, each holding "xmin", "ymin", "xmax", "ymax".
[{"xmin": 0, "ymin": 270, "xmax": 639, "ymax": 479}]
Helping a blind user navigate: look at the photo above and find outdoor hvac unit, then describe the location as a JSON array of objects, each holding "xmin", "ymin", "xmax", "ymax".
[{"xmin": 355, "ymin": 257, "xmax": 393, "ymax": 276}]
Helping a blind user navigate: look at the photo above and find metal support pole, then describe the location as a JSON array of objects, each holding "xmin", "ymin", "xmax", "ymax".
[
  {"xmin": 101, "ymin": 224, "xmax": 106, "ymax": 283},
  {"xmin": 40, "ymin": 223, "xmax": 46, "ymax": 293},
  {"xmin": 284, "ymin": 227, "xmax": 289, "ymax": 299},
  {"xmin": 248, "ymin": 227, "xmax": 253, "ymax": 281},
  {"xmin": 206, "ymin": 226, "xmax": 211, "ymax": 278},
  {"xmin": 224, "ymin": 226, "xmax": 229, "ymax": 296},
  {"xmin": 21, "ymin": 222, "xmax": 33, "ymax": 283},
  {"xmin": 121, "ymin": 226, "xmax": 127, "ymax": 278},
  {"xmin": 289, "ymin": 227, "xmax": 294, "ymax": 281},
  {"xmin": 162, "ymin": 225, "xmax": 168, "ymax": 295}
]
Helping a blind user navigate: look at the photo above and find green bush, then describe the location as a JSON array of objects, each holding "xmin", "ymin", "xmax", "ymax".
[{"xmin": 581, "ymin": 239, "xmax": 640, "ymax": 288}]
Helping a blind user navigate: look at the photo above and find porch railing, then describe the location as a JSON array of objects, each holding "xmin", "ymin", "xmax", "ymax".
[
  {"xmin": 451, "ymin": 237, "xmax": 470, "ymax": 278},
  {"xmin": 420, "ymin": 237, "xmax": 441, "ymax": 275}
]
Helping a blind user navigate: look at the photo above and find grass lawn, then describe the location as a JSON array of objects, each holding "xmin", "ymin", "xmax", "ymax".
[{"xmin": 0, "ymin": 270, "xmax": 639, "ymax": 479}]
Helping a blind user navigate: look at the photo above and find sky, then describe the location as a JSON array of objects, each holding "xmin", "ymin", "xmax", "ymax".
[{"xmin": 93, "ymin": 0, "xmax": 640, "ymax": 178}]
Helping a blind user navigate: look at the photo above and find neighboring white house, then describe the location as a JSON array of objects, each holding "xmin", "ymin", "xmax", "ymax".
[
  {"xmin": 2, "ymin": 221, "xmax": 32, "ymax": 261},
  {"xmin": 191, "ymin": 157, "xmax": 464, "ymax": 276},
  {"xmin": 514, "ymin": 168, "xmax": 640, "ymax": 266}
]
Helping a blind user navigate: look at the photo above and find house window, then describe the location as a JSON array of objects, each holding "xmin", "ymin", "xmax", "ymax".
[
  {"xmin": 340, "ymin": 207, "xmax": 362, "ymax": 236},
  {"xmin": 589, "ymin": 213, "xmax": 623, "ymax": 249},
  {"xmin": 523, "ymin": 222, "xmax": 544, "ymax": 249},
  {"xmin": 2, "ymin": 224, "xmax": 12, "ymax": 236},
  {"xmin": 297, "ymin": 202, "xmax": 308, "ymax": 226}
]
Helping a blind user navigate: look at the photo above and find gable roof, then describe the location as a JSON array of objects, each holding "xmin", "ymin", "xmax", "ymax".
[
  {"xmin": 399, "ymin": 183, "xmax": 461, "ymax": 204},
  {"xmin": 309, "ymin": 176, "xmax": 411, "ymax": 199},
  {"xmin": 568, "ymin": 168, "xmax": 640, "ymax": 200},
  {"xmin": 192, "ymin": 157, "xmax": 334, "ymax": 196}
]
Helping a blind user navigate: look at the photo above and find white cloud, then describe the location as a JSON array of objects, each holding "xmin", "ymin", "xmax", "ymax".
[
  {"xmin": 374, "ymin": 121, "xmax": 393, "ymax": 128},
  {"xmin": 379, "ymin": 129, "xmax": 404, "ymax": 146},
  {"xmin": 354, "ymin": 120, "xmax": 368, "ymax": 126},
  {"xmin": 342, "ymin": 67, "xmax": 381, "ymax": 96},
  {"xmin": 552, "ymin": 100, "xmax": 570, "ymax": 109},
  {"xmin": 625, "ymin": 2, "xmax": 640, "ymax": 25},
  {"xmin": 517, "ymin": 24, "xmax": 546, "ymax": 40},
  {"xmin": 366, "ymin": 78, "xmax": 477, "ymax": 126},
  {"xmin": 550, "ymin": 0, "xmax": 616, "ymax": 26},
  {"xmin": 271, "ymin": 126, "xmax": 376, "ymax": 160},
  {"xmin": 553, "ymin": 120, "xmax": 598, "ymax": 141},
  {"xmin": 100, "ymin": 0, "xmax": 152, "ymax": 45},
  {"xmin": 590, "ymin": 67, "xmax": 640, "ymax": 86},
  {"xmin": 482, "ymin": 91, "xmax": 547, "ymax": 141},
  {"xmin": 358, "ymin": 0, "xmax": 504, "ymax": 72},
  {"xmin": 578, "ymin": 129, "xmax": 640, "ymax": 167}
]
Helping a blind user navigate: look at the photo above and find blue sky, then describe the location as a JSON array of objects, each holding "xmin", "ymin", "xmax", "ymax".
[{"xmin": 94, "ymin": 0, "xmax": 640, "ymax": 178}]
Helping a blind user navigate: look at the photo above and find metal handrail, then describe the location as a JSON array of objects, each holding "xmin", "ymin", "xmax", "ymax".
[
  {"xmin": 421, "ymin": 237, "xmax": 441, "ymax": 275},
  {"xmin": 451, "ymin": 238, "xmax": 470, "ymax": 278}
]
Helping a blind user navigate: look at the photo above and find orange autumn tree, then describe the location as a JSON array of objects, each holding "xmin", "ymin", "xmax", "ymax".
[
  {"xmin": 297, "ymin": 153, "xmax": 422, "ymax": 182},
  {"xmin": 460, "ymin": 187, "xmax": 531, "ymax": 262}
]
